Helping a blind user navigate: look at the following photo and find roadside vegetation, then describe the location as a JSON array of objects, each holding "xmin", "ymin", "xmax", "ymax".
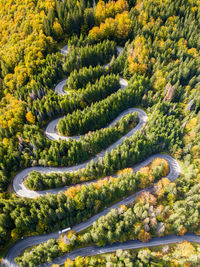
[
  {"xmin": 64, "ymin": 242, "xmax": 200, "ymax": 266},
  {"xmin": 15, "ymin": 158, "xmax": 169, "ymax": 266},
  {"xmin": 1, "ymin": 0, "xmax": 200, "ymax": 265}
]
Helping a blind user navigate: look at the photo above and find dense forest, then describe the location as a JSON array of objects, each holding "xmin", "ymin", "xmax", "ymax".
[
  {"xmin": 1, "ymin": 0, "xmax": 200, "ymax": 265},
  {"xmin": 15, "ymin": 158, "xmax": 169, "ymax": 266}
]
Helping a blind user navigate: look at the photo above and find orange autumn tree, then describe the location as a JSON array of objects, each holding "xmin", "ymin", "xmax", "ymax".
[
  {"xmin": 138, "ymin": 229, "xmax": 151, "ymax": 242},
  {"xmin": 65, "ymin": 185, "xmax": 81, "ymax": 198}
]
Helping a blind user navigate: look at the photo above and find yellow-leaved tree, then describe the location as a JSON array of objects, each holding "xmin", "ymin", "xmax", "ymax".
[
  {"xmin": 0, "ymin": 94, "xmax": 25, "ymax": 133},
  {"xmin": 53, "ymin": 21, "xmax": 63, "ymax": 38},
  {"xmin": 26, "ymin": 111, "xmax": 36, "ymax": 124},
  {"xmin": 89, "ymin": 12, "xmax": 131, "ymax": 41},
  {"xmin": 94, "ymin": 0, "xmax": 128, "ymax": 24},
  {"xmin": 128, "ymin": 36, "xmax": 150, "ymax": 74}
]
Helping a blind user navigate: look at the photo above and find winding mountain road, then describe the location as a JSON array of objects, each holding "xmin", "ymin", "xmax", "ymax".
[
  {"xmin": 5, "ymin": 234, "xmax": 200, "ymax": 267},
  {"xmin": 4, "ymin": 43, "xmax": 196, "ymax": 267},
  {"xmin": 13, "ymin": 107, "xmax": 147, "ymax": 198},
  {"xmin": 55, "ymin": 46, "xmax": 126, "ymax": 96},
  {"xmin": 47, "ymin": 78, "xmax": 128, "ymax": 141},
  {"xmin": 13, "ymin": 45, "xmax": 140, "ymax": 198},
  {"xmin": 44, "ymin": 233, "xmax": 200, "ymax": 266},
  {"xmin": 4, "ymin": 154, "xmax": 181, "ymax": 267},
  {"xmin": 54, "ymin": 76, "xmax": 127, "ymax": 97}
]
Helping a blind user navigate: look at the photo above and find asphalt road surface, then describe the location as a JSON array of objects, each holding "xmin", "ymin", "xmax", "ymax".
[
  {"xmin": 13, "ymin": 107, "xmax": 147, "ymax": 198},
  {"xmin": 3, "ymin": 44, "xmax": 190, "ymax": 267},
  {"xmin": 44, "ymin": 233, "xmax": 200, "ymax": 266},
  {"xmin": 46, "ymin": 78, "xmax": 128, "ymax": 141},
  {"xmin": 5, "ymin": 152, "xmax": 181, "ymax": 267}
]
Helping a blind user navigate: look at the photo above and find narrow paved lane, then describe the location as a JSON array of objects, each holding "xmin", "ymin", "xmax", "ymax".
[
  {"xmin": 54, "ymin": 78, "xmax": 68, "ymax": 95},
  {"xmin": 5, "ymin": 154, "xmax": 181, "ymax": 267},
  {"xmin": 46, "ymin": 78, "xmax": 128, "ymax": 141},
  {"xmin": 43, "ymin": 233, "xmax": 200, "ymax": 266},
  {"xmin": 13, "ymin": 108, "xmax": 147, "ymax": 198},
  {"xmin": 55, "ymin": 46, "xmax": 126, "ymax": 96},
  {"xmin": 3, "ymin": 44, "xmax": 186, "ymax": 267},
  {"xmin": 54, "ymin": 76, "xmax": 127, "ymax": 96}
]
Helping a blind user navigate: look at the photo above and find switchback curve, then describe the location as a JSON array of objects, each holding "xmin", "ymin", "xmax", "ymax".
[
  {"xmin": 45, "ymin": 233, "xmax": 200, "ymax": 266},
  {"xmin": 46, "ymin": 78, "xmax": 128, "ymax": 141},
  {"xmin": 4, "ymin": 44, "xmax": 187, "ymax": 267},
  {"xmin": 13, "ymin": 45, "xmax": 144, "ymax": 198},
  {"xmin": 13, "ymin": 108, "xmax": 147, "ymax": 198},
  {"xmin": 5, "ymin": 153, "xmax": 181, "ymax": 267}
]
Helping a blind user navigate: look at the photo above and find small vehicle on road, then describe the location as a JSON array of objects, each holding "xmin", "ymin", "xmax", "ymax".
[{"xmin": 58, "ymin": 227, "xmax": 71, "ymax": 235}]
